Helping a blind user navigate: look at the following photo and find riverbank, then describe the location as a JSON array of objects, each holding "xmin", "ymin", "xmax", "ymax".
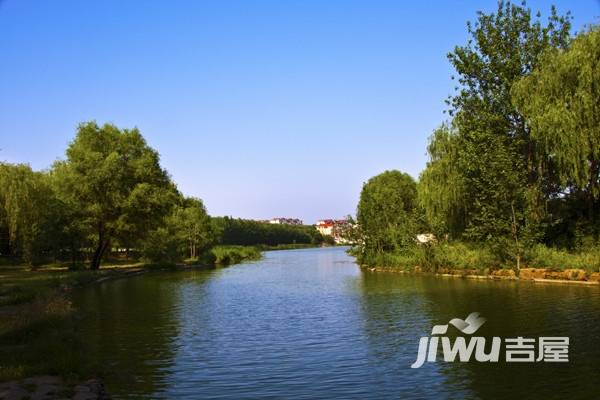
[
  {"xmin": 257, "ymin": 243, "xmax": 348, "ymax": 251},
  {"xmin": 362, "ymin": 265, "xmax": 600, "ymax": 286},
  {"xmin": 257, "ymin": 243, "xmax": 322, "ymax": 251},
  {"xmin": 0, "ymin": 264, "xmax": 160, "ymax": 384},
  {"xmin": 0, "ymin": 245, "xmax": 263, "ymax": 383},
  {"xmin": 0, "ymin": 245, "xmax": 262, "ymax": 305},
  {"xmin": 355, "ymin": 241, "xmax": 600, "ymax": 286}
]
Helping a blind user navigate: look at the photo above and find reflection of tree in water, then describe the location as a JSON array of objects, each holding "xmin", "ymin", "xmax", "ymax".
[
  {"xmin": 356, "ymin": 272, "xmax": 471, "ymax": 399},
  {"xmin": 359, "ymin": 271, "xmax": 600, "ymax": 399},
  {"xmin": 426, "ymin": 281, "xmax": 600, "ymax": 400},
  {"xmin": 72, "ymin": 270, "xmax": 215, "ymax": 398}
]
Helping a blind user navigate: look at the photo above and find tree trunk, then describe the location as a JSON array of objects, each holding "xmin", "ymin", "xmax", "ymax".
[
  {"xmin": 90, "ymin": 243, "xmax": 102, "ymax": 270},
  {"xmin": 90, "ymin": 238, "xmax": 110, "ymax": 270},
  {"xmin": 588, "ymin": 159, "xmax": 599, "ymax": 230},
  {"xmin": 511, "ymin": 202, "xmax": 521, "ymax": 274}
]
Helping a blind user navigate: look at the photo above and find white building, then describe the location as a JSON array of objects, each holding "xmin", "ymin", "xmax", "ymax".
[{"xmin": 316, "ymin": 219, "xmax": 350, "ymax": 243}]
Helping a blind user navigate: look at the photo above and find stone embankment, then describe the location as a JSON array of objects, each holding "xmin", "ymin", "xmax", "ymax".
[{"xmin": 366, "ymin": 265, "xmax": 600, "ymax": 285}]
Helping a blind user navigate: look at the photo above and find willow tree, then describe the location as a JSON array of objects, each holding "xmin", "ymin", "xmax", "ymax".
[
  {"xmin": 418, "ymin": 125, "xmax": 466, "ymax": 237},
  {"xmin": 53, "ymin": 122, "xmax": 178, "ymax": 269},
  {"xmin": 0, "ymin": 163, "xmax": 66, "ymax": 264},
  {"xmin": 356, "ymin": 170, "xmax": 417, "ymax": 253},
  {"xmin": 513, "ymin": 27, "xmax": 600, "ymax": 232}
]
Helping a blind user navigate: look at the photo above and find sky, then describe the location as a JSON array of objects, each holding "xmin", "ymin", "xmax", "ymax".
[{"xmin": 1, "ymin": 1, "xmax": 599, "ymax": 224}]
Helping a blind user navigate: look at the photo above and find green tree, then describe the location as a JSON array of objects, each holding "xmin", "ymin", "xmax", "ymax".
[
  {"xmin": 418, "ymin": 125, "xmax": 466, "ymax": 237},
  {"xmin": 53, "ymin": 122, "xmax": 177, "ymax": 269},
  {"xmin": 441, "ymin": 0, "xmax": 571, "ymax": 259},
  {"xmin": 513, "ymin": 27, "xmax": 600, "ymax": 236},
  {"xmin": 211, "ymin": 216, "xmax": 323, "ymax": 247},
  {"xmin": 0, "ymin": 163, "xmax": 68, "ymax": 265},
  {"xmin": 139, "ymin": 217, "xmax": 182, "ymax": 264},
  {"xmin": 172, "ymin": 197, "xmax": 213, "ymax": 259},
  {"xmin": 356, "ymin": 170, "xmax": 417, "ymax": 253}
]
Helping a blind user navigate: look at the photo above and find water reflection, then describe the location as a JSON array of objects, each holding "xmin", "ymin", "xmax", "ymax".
[
  {"xmin": 72, "ymin": 270, "xmax": 214, "ymax": 398},
  {"xmin": 358, "ymin": 271, "xmax": 600, "ymax": 399},
  {"xmin": 71, "ymin": 248, "xmax": 600, "ymax": 399}
]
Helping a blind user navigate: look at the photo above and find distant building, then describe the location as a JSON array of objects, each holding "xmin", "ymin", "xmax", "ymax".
[
  {"xmin": 269, "ymin": 217, "xmax": 303, "ymax": 225},
  {"xmin": 316, "ymin": 219, "xmax": 351, "ymax": 244},
  {"xmin": 316, "ymin": 219, "xmax": 335, "ymax": 236}
]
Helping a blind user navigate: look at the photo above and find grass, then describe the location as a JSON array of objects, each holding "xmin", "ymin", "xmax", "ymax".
[
  {"xmin": 0, "ymin": 278, "xmax": 83, "ymax": 381},
  {"xmin": 524, "ymin": 244, "xmax": 600, "ymax": 272},
  {"xmin": 358, "ymin": 242, "xmax": 600, "ymax": 273},
  {"xmin": 0, "ymin": 263, "xmax": 145, "ymax": 308},
  {"xmin": 201, "ymin": 245, "xmax": 262, "ymax": 265},
  {"xmin": 358, "ymin": 243, "xmax": 500, "ymax": 272},
  {"xmin": 256, "ymin": 243, "xmax": 322, "ymax": 251},
  {"xmin": 0, "ymin": 245, "xmax": 262, "ymax": 381},
  {"xmin": 0, "ymin": 262, "xmax": 154, "ymax": 381},
  {"xmin": 427, "ymin": 242, "xmax": 499, "ymax": 271}
]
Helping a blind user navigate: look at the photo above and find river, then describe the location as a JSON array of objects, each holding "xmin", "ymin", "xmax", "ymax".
[{"xmin": 71, "ymin": 246, "xmax": 600, "ymax": 399}]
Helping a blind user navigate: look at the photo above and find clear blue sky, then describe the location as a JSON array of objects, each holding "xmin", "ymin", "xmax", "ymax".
[{"xmin": 1, "ymin": 1, "xmax": 598, "ymax": 223}]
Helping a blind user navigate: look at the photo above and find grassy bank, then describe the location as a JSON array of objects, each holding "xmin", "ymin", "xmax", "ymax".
[
  {"xmin": 198, "ymin": 245, "xmax": 262, "ymax": 265},
  {"xmin": 257, "ymin": 243, "xmax": 323, "ymax": 251},
  {"xmin": 0, "ymin": 245, "xmax": 262, "ymax": 381},
  {"xmin": 0, "ymin": 263, "xmax": 163, "ymax": 381},
  {"xmin": 356, "ymin": 242, "xmax": 600, "ymax": 279}
]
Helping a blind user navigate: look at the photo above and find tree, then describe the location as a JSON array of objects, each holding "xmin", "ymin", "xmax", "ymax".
[
  {"xmin": 418, "ymin": 125, "xmax": 466, "ymax": 237},
  {"xmin": 443, "ymin": 0, "xmax": 571, "ymax": 252},
  {"xmin": 211, "ymin": 217, "xmax": 323, "ymax": 246},
  {"xmin": 513, "ymin": 27, "xmax": 600, "ymax": 236},
  {"xmin": 0, "ymin": 163, "xmax": 68, "ymax": 265},
  {"xmin": 139, "ymin": 215, "xmax": 182, "ymax": 264},
  {"xmin": 356, "ymin": 170, "xmax": 417, "ymax": 253},
  {"xmin": 53, "ymin": 122, "xmax": 177, "ymax": 269},
  {"xmin": 172, "ymin": 197, "xmax": 213, "ymax": 259}
]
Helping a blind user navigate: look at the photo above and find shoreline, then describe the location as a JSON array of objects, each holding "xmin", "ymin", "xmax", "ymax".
[
  {"xmin": 362, "ymin": 265, "xmax": 600, "ymax": 287},
  {"xmin": 0, "ymin": 252, "xmax": 262, "ymax": 384}
]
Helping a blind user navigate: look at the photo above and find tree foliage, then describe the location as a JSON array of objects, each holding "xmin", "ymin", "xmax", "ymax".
[
  {"xmin": 173, "ymin": 197, "xmax": 213, "ymax": 259},
  {"xmin": 444, "ymin": 0, "xmax": 571, "ymax": 244},
  {"xmin": 417, "ymin": 125, "xmax": 466, "ymax": 237},
  {"xmin": 359, "ymin": 2, "xmax": 598, "ymax": 269},
  {"xmin": 52, "ymin": 122, "xmax": 178, "ymax": 269},
  {"xmin": 357, "ymin": 170, "xmax": 417, "ymax": 253},
  {"xmin": 513, "ymin": 27, "xmax": 600, "ymax": 230},
  {"xmin": 0, "ymin": 164, "xmax": 67, "ymax": 265},
  {"xmin": 212, "ymin": 217, "xmax": 324, "ymax": 247},
  {"xmin": 140, "ymin": 197, "xmax": 214, "ymax": 263}
]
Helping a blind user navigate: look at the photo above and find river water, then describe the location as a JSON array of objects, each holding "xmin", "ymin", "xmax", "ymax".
[{"xmin": 72, "ymin": 246, "xmax": 600, "ymax": 399}]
